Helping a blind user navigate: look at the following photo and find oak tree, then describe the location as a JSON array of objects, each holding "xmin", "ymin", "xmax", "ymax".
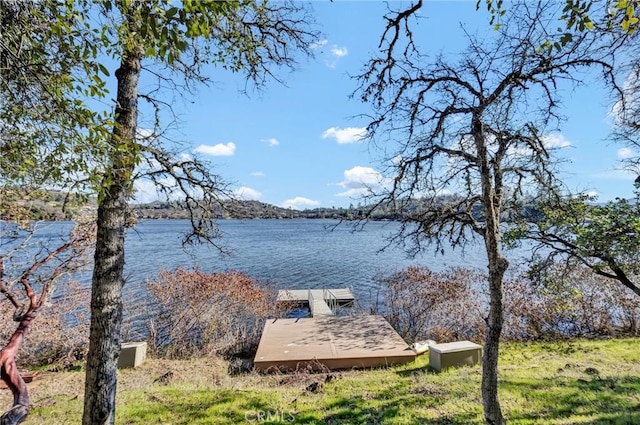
[
  {"xmin": 358, "ymin": 2, "xmax": 614, "ymax": 423},
  {"xmin": 2, "ymin": 1, "xmax": 319, "ymax": 424},
  {"xmin": 511, "ymin": 10, "xmax": 640, "ymax": 309},
  {"xmin": 0, "ymin": 0, "xmax": 110, "ymax": 192},
  {"xmin": 483, "ymin": 0, "xmax": 640, "ymax": 36},
  {"xmin": 1, "ymin": 3, "xmax": 104, "ymax": 422},
  {"xmin": 73, "ymin": 2, "xmax": 319, "ymax": 423},
  {"xmin": 520, "ymin": 188, "xmax": 640, "ymax": 301}
]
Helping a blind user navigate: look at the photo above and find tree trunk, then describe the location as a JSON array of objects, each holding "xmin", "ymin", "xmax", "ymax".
[
  {"xmin": 475, "ymin": 116, "xmax": 507, "ymax": 425},
  {"xmin": 0, "ymin": 314, "xmax": 34, "ymax": 425},
  {"xmin": 82, "ymin": 47, "xmax": 141, "ymax": 425},
  {"xmin": 482, "ymin": 245, "xmax": 508, "ymax": 425}
]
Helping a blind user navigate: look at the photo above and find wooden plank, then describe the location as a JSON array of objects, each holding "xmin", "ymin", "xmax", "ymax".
[
  {"xmin": 309, "ymin": 301, "xmax": 334, "ymax": 317},
  {"xmin": 276, "ymin": 289, "xmax": 309, "ymax": 303},
  {"xmin": 308, "ymin": 290, "xmax": 334, "ymax": 317},
  {"xmin": 276, "ymin": 288, "xmax": 354, "ymax": 303},
  {"xmin": 327, "ymin": 288, "xmax": 355, "ymax": 303},
  {"xmin": 254, "ymin": 315, "xmax": 416, "ymax": 372}
]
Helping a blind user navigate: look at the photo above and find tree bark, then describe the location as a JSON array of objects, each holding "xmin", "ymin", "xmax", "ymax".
[
  {"xmin": 475, "ymin": 116, "xmax": 507, "ymax": 425},
  {"xmin": 482, "ymin": 248, "xmax": 508, "ymax": 425},
  {"xmin": 82, "ymin": 47, "xmax": 141, "ymax": 425},
  {"xmin": 0, "ymin": 314, "xmax": 33, "ymax": 425}
]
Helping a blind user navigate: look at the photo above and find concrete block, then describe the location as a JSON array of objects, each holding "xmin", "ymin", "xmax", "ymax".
[
  {"xmin": 118, "ymin": 341, "xmax": 147, "ymax": 369},
  {"xmin": 429, "ymin": 340, "xmax": 482, "ymax": 372}
]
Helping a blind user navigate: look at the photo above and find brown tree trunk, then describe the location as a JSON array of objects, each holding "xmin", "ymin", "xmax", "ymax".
[
  {"xmin": 0, "ymin": 231, "xmax": 83, "ymax": 424},
  {"xmin": 81, "ymin": 46, "xmax": 141, "ymax": 425},
  {"xmin": 482, "ymin": 247, "xmax": 508, "ymax": 425},
  {"xmin": 475, "ymin": 117, "xmax": 507, "ymax": 425},
  {"xmin": 0, "ymin": 315, "xmax": 34, "ymax": 425}
]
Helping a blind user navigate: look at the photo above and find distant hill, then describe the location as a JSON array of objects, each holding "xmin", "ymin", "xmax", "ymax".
[
  {"xmin": 3, "ymin": 190, "xmax": 363, "ymax": 221},
  {"xmin": 132, "ymin": 199, "xmax": 360, "ymax": 220},
  {"xmin": 4, "ymin": 189, "xmax": 542, "ymax": 223},
  {"xmin": 0, "ymin": 189, "xmax": 94, "ymax": 222}
]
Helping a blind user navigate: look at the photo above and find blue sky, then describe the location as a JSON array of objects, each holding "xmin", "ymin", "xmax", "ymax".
[{"xmin": 132, "ymin": 1, "xmax": 638, "ymax": 209}]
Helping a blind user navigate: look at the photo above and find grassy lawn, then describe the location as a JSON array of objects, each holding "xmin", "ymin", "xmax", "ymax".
[{"xmin": 10, "ymin": 338, "xmax": 640, "ymax": 424}]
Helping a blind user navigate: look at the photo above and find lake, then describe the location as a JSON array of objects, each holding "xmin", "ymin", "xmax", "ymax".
[
  {"xmin": 2, "ymin": 219, "xmax": 533, "ymax": 331},
  {"xmin": 122, "ymin": 219, "xmax": 497, "ymax": 301}
]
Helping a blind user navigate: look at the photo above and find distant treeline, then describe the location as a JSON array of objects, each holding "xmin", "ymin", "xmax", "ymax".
[
  {"xmin": 132, "ymin": 200, "xmax": 376, "ymax": 220},
  {"xmin": 132, "ymin": 196, "xmax": 544, "ymax": 222},
  {"xmin": 2, "ymin": 190, "xmax": 378, "ymax": 221},
  {"xmin": 3, "ymin": 189, "xmax": 543, "ymax": 222}
]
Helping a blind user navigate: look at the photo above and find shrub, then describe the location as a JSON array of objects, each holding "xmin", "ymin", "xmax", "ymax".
[
  {"xmin": 375, "ymin": 263, "xmax": 640, "ymax": 344},
  {"xmin": 0, "ymin": 280, "xmax": 89, "ymax": 369},
  {"xmin": 504, "ymin": 265, "xmax": 640, "ymax": 340},
  {"xmin": 372, "ymin": 266, "xmax": 485, "ymax": 343},
  {"xmin": 145, "ymin": 268, "xmax": 281, "ymax": 359}
]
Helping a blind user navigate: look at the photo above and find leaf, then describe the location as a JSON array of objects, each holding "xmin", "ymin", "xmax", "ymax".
[
  {"xmin": 166, "ymin": 7, "xmax": 178, "ymax": 19},
  {"xmin": 622, "ymin": 18, "xmax": 630, "ymax": 31},
  {"xmin": 560, "ymin": 32, "xmax": 573, "ymax": 45},
  {"xmin": 98, "ymin": 63, "xmax": 110, "ymax": 76}
]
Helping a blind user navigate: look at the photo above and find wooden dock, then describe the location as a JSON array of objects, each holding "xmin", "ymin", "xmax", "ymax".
[
  {"xmin": 253, "ymin": 315, "xmax": 416, "ymax": 372},
  {"xmin": 276, "ymin": 288, "xmax": 354, "ymax": 317}
]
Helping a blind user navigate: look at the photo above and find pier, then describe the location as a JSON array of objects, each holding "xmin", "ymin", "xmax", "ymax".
[
  {"xmin": 276, "ymin": 288, "xmax": 354, "ymax": 317},
  {"xmin": 255, "ymin": 289, "xmax": 415, "ymax": 372},
  {"xmin": 253, "ymin": 315, "xmax": 416, "ymax": 372}
]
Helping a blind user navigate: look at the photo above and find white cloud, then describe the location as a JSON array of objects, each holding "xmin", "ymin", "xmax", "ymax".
[
  {"xmin": 136, "ymin": 128, "xmax": 155, "ymax": 141},
  {"xmin": 233, "ymin": 186, "xmax": 262, "ymax": 201},
  {"xmin": 336, "ymin": 166, "xmax": 386, "ymax": 198},
  {"xmin": 179, "ymin": 153, "xmax": 193, "ymax": 161},
  {"xmin": 261, "ymin": 138, "xmax": 279, "ymax": 147},
  {"xmin": 251, "ymin": 171, "xmax": 265, "ymax": 177},
  {"xmin": 132, "ymin": 179, "xmax": 161, "ymax": 204},
  {"xmin": 194, "ymin": 142, "xmax": 236, "ymax": 156},
  {"xmin": 322, "ymin": 127, "xmax": 366, "ymax": 144},
  {"xmin": 331, "ymin": 45, "xmax": 348, "ymax": 57},
  {"xmin": 542, "ymin": 133, "xmax": 572, "ymax": 149},
  {"xmin": 311, "ymin": 39, "xmax": 328, "ymax": 49},
  {"xmin": 611, "ymin": 66, "xmax": 640, "ymax": 127},
  {"xmin": 132, "ymin": 176, "xmax": 186, "ymax": 204},
  {"xmin": 585, "ymin": 190, "xmax": 599, "ymax": 200},
  {"xmin": 311, "ymin": 39, "xmax": 348, "ymax": 68},
  {"xmin": 618, "ymin": 147, "xmax": 635, "ymax": 159},
  {"xmin": 281, "ymin": 196, "xmax": 320, "ymax": 210}
]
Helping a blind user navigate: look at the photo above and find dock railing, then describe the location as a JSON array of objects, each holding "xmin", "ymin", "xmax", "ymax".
[
  {"xmin": 307, "ymin": 289, "xmax": 316, "ymax": 317},
  {"xmin": 324, "ymin": 288, "xmax": 338, "ymax": 315}
]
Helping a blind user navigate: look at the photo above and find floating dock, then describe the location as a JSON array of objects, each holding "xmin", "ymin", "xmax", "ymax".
[
  {"xmin": 276, "ymin": 288, "xmax": 354, "ymax": 317},
  {"xmin": 253, "ymin": 315, "xmax": 416, "ymax": 372}
]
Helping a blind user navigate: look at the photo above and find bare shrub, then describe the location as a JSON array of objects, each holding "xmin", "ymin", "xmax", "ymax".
[
  {"xmin": 373, "ymin": 266, "xmax": 485, "ymax": 344},
  {"xmin": 0, "ymin": 280, "xmax": 89, "ymax": 369},
  {"xmin": 376, "ymin": 263, "xmax": 640, "ymax": 344},
  {"xmin": 504, "ymin": 264, "xmax": 640, "ymax": 340},
  {"xmin": 610, "ymin": 283, "xmax": 640, "ymax": 335},
  {"xmin": 146, "ymin": 268, "xmax": 280, "ymax": 359}
]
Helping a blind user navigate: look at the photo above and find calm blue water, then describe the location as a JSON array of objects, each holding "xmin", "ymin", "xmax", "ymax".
[
  {"xmin": 122, "ymin": 219, "xmax": 494, "ymax": 304},
  {"xmin": 3, "ymin": 219, "xmax": 537, "ymax": 331}
]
